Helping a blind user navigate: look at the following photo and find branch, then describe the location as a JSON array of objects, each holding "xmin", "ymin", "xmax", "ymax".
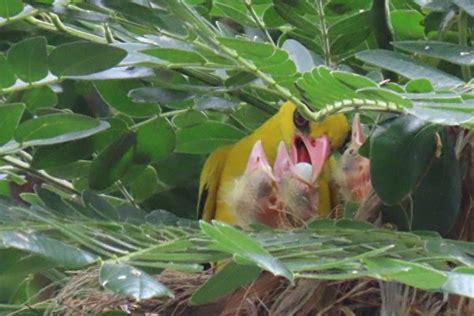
[{"xmin": 1, "ymin": 155, "xmax": 79, "ymax": 196}]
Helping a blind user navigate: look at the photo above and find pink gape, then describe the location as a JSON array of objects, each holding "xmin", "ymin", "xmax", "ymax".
[
  {"xmin": 228, "ymin": 135, "xmax": 330, "ymax": 228},
  {"xmin": 339, "ymin": 114, "xmax": 371, "ymax": 203}
]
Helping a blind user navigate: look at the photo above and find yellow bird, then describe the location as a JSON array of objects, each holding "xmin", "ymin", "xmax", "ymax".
[{"xmin": 198, "ymin": 101, "xmax": 349, "ymax": 226}]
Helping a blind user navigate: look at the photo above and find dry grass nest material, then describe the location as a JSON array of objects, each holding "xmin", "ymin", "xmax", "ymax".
[{"xmin": 53, "ymin": 267, "xmax": 473, "ymax": 316}]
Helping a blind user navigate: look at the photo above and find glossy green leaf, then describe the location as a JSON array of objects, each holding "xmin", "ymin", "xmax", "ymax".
[
  {"xmin": 0, "ymin": 231, "xmax": 96, "ymax": 269},
  {"xmin": 393, "ymin": 41, "xmax": 474, "ymax": 66},
  {"xmin": 49, "ymin": 42, "xmax": 127, "ymax": 77},
  {"xmin": 7, "ymin": 37, "xmax": 48, "ymax": 83},
  {"xmin": 0, "ymin": 0, "xmax": 23, "ymax": 18},
  {"xmin": 14, "ymin": 113, "xmax": 109, "ymax": 146},
  {"xmin": 21, "ymin": 86, "xmax": 58, "ymax": 111},
  {"xmin": 100, "ymin": 263, "xmax": 173, "ymax": 300},
  {"xmin": 201, "ymin": 221, "xmax": 293, "ymax": 283},
  {"xmin": 364, "ymin": 258, "xmax": 447, "ymax": 289},
  {"xmin": 0, "ymin": 54, "xmax": 16, "ymax": 89},
  {"xmin": 95, "ymin": 80, "xmax": 160, "ymax": 117},
  {"xmin": 190, "ymin": 262, "xmax": 261, "ymax": 305},
  {"xmin": 0, "ymin": 103, "xmax": 25, "ymax": 146},
  {"xmin": 176, "ymin": 121, "xmax": 245, "ymax": 154},
  {"xmin": 356, "ymin": 49, "xmax": 463, "ymax": 88},
  {"xmin": 370, "ymin": 116, "xmax": 440, "ymax": 205}
]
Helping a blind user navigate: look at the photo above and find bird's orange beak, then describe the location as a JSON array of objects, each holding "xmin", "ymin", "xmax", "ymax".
[{"xmin": 273, "ymin": 135, "xmax": 330, "ymax": 183}]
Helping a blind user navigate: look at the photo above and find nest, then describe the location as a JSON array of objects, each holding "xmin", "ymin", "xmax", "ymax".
[{"xmin": 52, "ymin": 267, "xmax": 473, "ymax": 315}]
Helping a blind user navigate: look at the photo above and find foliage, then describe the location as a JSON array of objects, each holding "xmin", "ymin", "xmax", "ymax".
[{"xmin": 0, "ymin": 0, "xmax": 473, "ymax": 313}]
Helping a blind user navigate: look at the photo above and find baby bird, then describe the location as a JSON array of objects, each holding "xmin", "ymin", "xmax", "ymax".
[{"xmin": 337, "ymin": 113, "xmax": 372, "ymax": 203}]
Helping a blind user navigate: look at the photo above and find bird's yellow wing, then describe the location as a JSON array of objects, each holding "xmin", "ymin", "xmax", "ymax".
[{"xmin": 197, "ymin": 145, "xmax": 232, "ymax": 221}]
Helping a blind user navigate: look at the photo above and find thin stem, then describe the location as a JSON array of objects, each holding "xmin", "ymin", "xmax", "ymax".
[
  {"xmin": 244, "ymin": 0, "xmax": 275, "ymax": 45},
  {"xmin": 26, "ymin": 15, "xmax": 107, "ymax": 43},
  {"xmin": 0, "ymin": 8, "xmax": 38, "ymax": 27},
  {"xmin": 315, "ymin": 0, "xmax": 331, "ymax": 66},
  {"xmin": 458, "ymin": 10, "xmax": 472, "ymax": 81},
  {"xmin": 0, "ymin": 77, "xmax": 62, "ymax": 96},
  {"xmin": 1, "ymin": 155, "xmax": 79, "ymax": 195},
  {"xmin": 116, "ymin": 180, "xmax": 139, "ymax": 209}
]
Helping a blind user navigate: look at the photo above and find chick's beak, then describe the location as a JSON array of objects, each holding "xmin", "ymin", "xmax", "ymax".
[
  {"xmin": 245, "ymin": 140, "xmax": 273, "ymax": 177},
  {"xmin": 352, "ymin": 113, "xmax": 365, "ymax": 146}
]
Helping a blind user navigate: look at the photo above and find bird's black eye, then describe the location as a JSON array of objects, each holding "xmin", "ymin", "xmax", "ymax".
[{"xmin": 293, "ymin": 110, "xmax": 309, "ymax": 130}]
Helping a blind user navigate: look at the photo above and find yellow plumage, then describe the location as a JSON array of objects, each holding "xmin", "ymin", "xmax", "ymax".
[{"xmin": 198, "ymin": 101, "xmax": 349, "ymax": 224}]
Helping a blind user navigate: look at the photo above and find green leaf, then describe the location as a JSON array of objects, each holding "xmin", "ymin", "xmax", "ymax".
[
  {"xmin": 176, "ymin": 121, "xmax": 246, "ymax": 154},
  {"xmin": 0, "ymin": 231, "xmax": 96, "ymax": 269},
  {"xmin": 82, "ymin": 190, "xmax": 119, "ymax": 220},
  {"xmin": 0, "ymin": 103, "xmax": 25, "ymax": 146},
  {"xmin": 128, "ymin": 87, "xmax": 192, "ymax": 104},
  {"xmin": 281, "ymin": 39, "xmax": 316, "ymax": 73},
  {"xmin": 95, "ymin": 80, "xmax": 160, "ymax": 117},
  {"xmin": 7, "ymin": 37, "xmax": 48, "ymax": 83},
  {"xmin": 393, "ymin": 41, "xmax": 474, "ymax": 66},
  {"xmin": 356, "ymin": 49, "xmax": 463, "ymax": 88},
  {"xmin": 0, "ymin": 0, "xmax": 23, "ymax": 18},
  {"xmin": 49, "ymin": 42, "xmax": 127, "ymax": 77},
  {"xmin": 442, "ymin": 270, "xmax": 474, "ymax": 298},
  {"xmin": 201, "ymin": 221, "xmax": 293, "ymax": 283},
  {"xmin": 408, "ymin": 101, "xmax": 474, "ymax": 126},
  {"xmin": 135, "ymin": 118, "xmax": 175, "ymax": 162},
  {"xmin": 130, "ymin": 166, "xmax": 158, "ymax": 202},
  {"xmin": 190, "ymin": 262, "xmax": 261, "ymax": 305},
  {"xmin": 364, "ymin": 258, "xmax": 447, "ymax": 289},
  {"xmin": 217, "ymin": 36, "xmax": 299, "ymax": 88},
  {"xmin": 410, "ymin": 131, "xmax": 461, "ymax": 235},
  {"xmin": 370, "ymin": 116, "xmax": 440, "ymax": 205},
  {"xmin": 142, "ymin": 48, "xmax": 206, "ymax": 65},
  {"xmin": 88, "ymin": 132, "xmax": 137, "ymax": 191},
  {"xmin": 172, "ymin": 111, "xmax": 207, "ymax": 128},
  {"xmin": 31, "ymin": 139, "xmax": 94, "ymax": 170},
  {"xmin": 329, "ymin": 11, "xmax": 372, "ymax": 56},
  {"xmin": 100, "ymin": 263, "xmax": 173, "ymax": 300},
  {"xmin": 0, "ymin": 54, "xmax": 16, "ymax": 89},
  {"xmin": 391, "ymin": 10, "xmax": 425, "ymax": 40},
  {"xmin": 21, "ymin": 86, "xmax": 58, "ymax": 112},
  {"xmin": 14, "ymin": 113, "xmax": 109, "ymax": 146},
  {"xmin": 453, "ymin": 0, "xmax": 474, "ymax": 16},
  {"xmin": 405, "ymin": 78, "xmax": 434, "ymax": 93}
]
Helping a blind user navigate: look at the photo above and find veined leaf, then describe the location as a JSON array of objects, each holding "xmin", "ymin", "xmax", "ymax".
[
  {"xmin": 356, "ymin": 49, "xmax": 463, "ymax": 88},
  {"xmin": 393, "ymin": 41, "xmax": 474, "ymax": 66}
]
